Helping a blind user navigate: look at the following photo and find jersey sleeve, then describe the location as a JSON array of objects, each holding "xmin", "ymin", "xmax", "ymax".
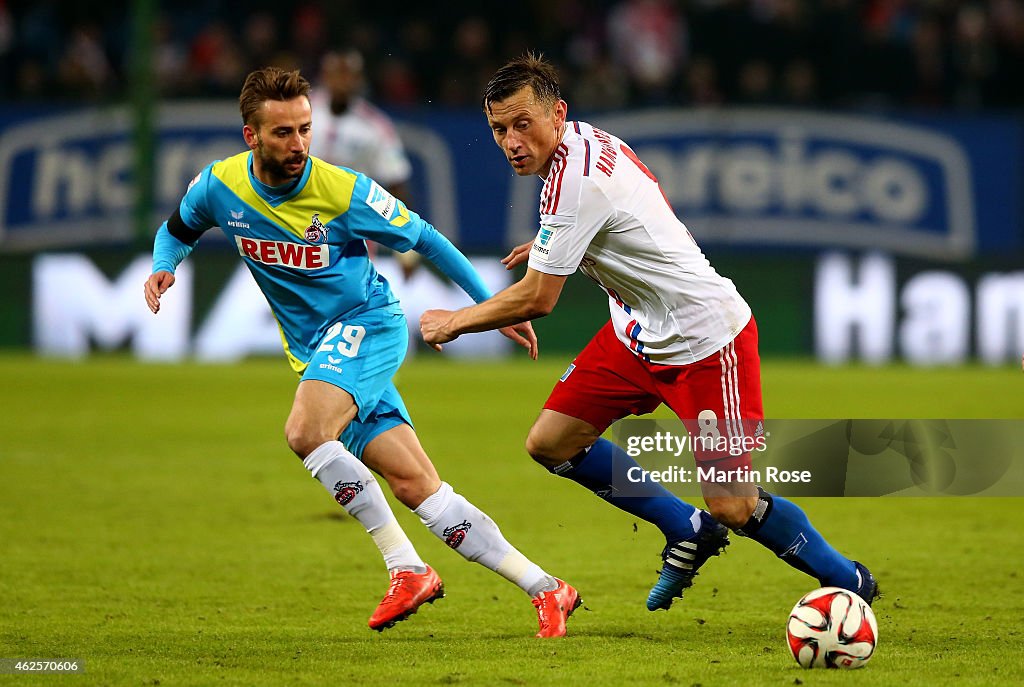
[
  {"xmin": 344, "ymin": 172, "xmax": 491, "ymax": 303},
  {"xmin": 412, "ymin": 225, "xmax": 491, "ymax": 303},
  {"xmin": 345, "ymin": 173, "xmax": 424, "ymax": 252},
  {"xmin": 527, "ymin": 176, "xmax": 613, "ymax": 276},
  {"xmin": 178, "ymin": 164, "xmax": 219, "ymax": 233},
  {"xmin": 152, "ymin": 164, "xmax": 218, "ymax": 274}
]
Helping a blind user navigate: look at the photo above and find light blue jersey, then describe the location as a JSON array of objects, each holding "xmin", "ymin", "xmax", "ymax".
[
  {"xmin": 152, "ymin": 151, "xmax": 492, "ymax": 455},
  {"xmin": 155, "ymin": 151, "xmax": 490, "ymax": 370}
]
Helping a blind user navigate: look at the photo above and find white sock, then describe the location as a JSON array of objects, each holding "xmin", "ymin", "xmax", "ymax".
[
  {"xmin": 303, "ymin": 440, "xmax": 425, "ymax": 573},
  {"xmin": 414, "ymin": 482, "xmax": 557, "ymax": 596}
]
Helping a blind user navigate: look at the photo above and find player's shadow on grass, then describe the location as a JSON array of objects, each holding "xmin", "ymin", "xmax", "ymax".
[{"xmin": 316, "ymin": 511, "xmax": 353, "ymax": 522}]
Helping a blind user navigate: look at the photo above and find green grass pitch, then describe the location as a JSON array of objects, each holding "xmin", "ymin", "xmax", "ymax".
[{"xmin": 1, "ymin": 354, "xmax": 1022, "ymax": 686}]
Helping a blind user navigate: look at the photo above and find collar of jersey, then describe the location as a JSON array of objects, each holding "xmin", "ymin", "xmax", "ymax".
[{"xmin": 246, "ymin": 153, "xmax": 312, "ymax": 207}]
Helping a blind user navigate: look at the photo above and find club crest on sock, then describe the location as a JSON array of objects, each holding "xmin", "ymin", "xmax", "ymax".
[
  {"xmin": 333, "ymin": 480, "xmax": 364, "ymax": 506},
  {"xmin": 442, "ymin": 520, "xmax": 472, "ymax": 549}
]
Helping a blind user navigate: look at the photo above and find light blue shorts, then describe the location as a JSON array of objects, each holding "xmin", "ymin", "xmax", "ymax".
[{"xmin": 301, "ymin": 305, "xmax": 413, "ymax": 459}]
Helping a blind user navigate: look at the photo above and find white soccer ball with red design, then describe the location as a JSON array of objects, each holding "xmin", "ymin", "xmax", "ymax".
[{"xmin": 786, "ymin": 586, "xmax": 878, "ymax": 669}]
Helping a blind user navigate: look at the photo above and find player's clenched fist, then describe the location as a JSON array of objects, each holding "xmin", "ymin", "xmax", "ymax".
[
  {"xmin": 144, "ymin": 270, "xmax": 175, "ymax": 314},
  {"xmin": 419, "ymin": 309, "xmax": 455, "ymax": 351}
]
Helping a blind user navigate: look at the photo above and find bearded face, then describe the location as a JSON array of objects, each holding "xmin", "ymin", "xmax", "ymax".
[
  {"xmin": 245, "ymin": 96, "xmax": 313, "ymax": 186},
  {"xmin": 254, "ymin": 132, "xmax": 308, "ymax": 183}
]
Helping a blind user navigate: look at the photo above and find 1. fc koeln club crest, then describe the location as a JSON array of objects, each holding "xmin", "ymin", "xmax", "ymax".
[
  {"xmin": 305, "ymin": 212, "xmax": 328, "ymax": 243},
  {"xmin": 333, "ymin": 480, "xmax": 363, "ymax": 506},
  {"xmin": 443, "ymin": 520, "xmax": 472, "ymax": 549}
]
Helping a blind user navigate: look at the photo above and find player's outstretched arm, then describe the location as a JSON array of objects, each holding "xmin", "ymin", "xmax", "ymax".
[
  {"xmin": 420, "ymin": 268, "xmax": 564, "ymax": 356},
  {"xmin": 419, "ymin": 312, "xmax": 539, "ymax": 360},
  {"xmin": 144, "ymin": 271, "xmax": 176, "ymax": 314},
  {"xmin": 147, "ymin": 213, "xmax": 204, "ymax": 314}
]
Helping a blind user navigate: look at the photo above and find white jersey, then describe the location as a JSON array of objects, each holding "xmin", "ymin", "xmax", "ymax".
[
  {"xmin": 309, "ymin": 91, "xmax": 412, "ymax": 187},
  {"xmin": 528, "ymin": 120, "xmax": 751, "ymax": 365}
]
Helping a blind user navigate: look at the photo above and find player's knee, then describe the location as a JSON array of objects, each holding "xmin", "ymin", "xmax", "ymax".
[
  {"xmin": 705, "ymin": 495, "xmax": 757, "ymax": 530},
  {"xmin": 284, "ymin": 420, "xmax": 327, "ymax": 459},
  {"xmin": 285, "ymin": 432, "xmax": 316, "ymax": 459},
  {"xmin": 387, "ymin": 473, "xmax": 439, "ymax": 509},
  {"xmin": 524, "ymin": 430, "xmax": 561, "ymax": 468},
  {"xmin": 390, "ymin": 481, "xmax": 426, "ymax": 509}
]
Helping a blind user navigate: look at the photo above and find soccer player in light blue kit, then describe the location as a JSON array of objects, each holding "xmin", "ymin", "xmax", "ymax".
[{"xmin": 143, "ymin": 67, "xmax": 581, "ymax": 637}]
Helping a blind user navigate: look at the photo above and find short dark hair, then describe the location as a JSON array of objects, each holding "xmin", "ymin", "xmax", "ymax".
[
  {"xmin": 482, "ymin": 52, "xmax": 561, "ymax": 114},
  {"xmin": 239, "ymin": 67, "xmax": 311, "ymax": 126}
]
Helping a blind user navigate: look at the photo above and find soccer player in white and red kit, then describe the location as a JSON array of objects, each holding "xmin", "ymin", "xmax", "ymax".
[
  {"xmin": 309, "ymin": 50, "xmax": 412, "ymax": 199},
  {"xmin": 421, "ymin": 53, "xmax": 878, "ymax": 610}
]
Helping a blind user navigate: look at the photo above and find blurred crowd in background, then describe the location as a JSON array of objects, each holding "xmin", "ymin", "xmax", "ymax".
[{"xmin": 3, "ymin": 0, "xmax": 1024, "ymax": 111}]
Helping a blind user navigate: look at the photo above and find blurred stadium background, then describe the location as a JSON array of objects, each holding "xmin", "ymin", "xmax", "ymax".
[
  {"xmin": 1, "ymin": 0, "xmax": 1022, "ymax": 365},
  {"xmin": 2, "ymin": 4, "xmax": 1023, "ymax": 684}
]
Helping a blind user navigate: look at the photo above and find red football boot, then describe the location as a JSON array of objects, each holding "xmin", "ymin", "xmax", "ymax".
[
  {"xmin": 532, "ymin": 579, "xmax": 582, "ymax": 638},
  {"xmin": 368, "ymin": 565, "xmax": 445, "ymax": 631}
]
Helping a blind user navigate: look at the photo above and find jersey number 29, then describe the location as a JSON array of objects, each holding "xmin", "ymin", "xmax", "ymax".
[{"xmin": 318, "ymin": 323, "xmax": 366, "ymax": 357}]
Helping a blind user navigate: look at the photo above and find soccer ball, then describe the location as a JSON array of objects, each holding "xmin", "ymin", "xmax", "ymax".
[{"xmin": 786, "ymin": 587, "xmax": 878, "ymax": 669}]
